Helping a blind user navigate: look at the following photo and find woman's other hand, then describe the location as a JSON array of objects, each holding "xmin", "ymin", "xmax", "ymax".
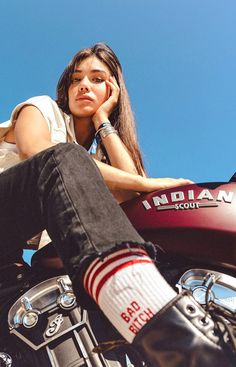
[{"xmin": 140, "ymin": 177, "xmax": 194, "ymax": 193}]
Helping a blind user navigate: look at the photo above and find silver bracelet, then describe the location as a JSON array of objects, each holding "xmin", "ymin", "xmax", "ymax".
[
  {"xmin": 100, "ymin": 125, "xmax": 118, "ymax": 139},
  {"xmin": 95, "ymin": 122, "xmax": 111, "ymax": 139}
]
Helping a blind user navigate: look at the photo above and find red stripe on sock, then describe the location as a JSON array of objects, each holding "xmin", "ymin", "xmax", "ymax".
[
  {"xmin": 85, "ymin": 249, "xmax": 148, "ymax": 296},
  {"xmin": 94, "ymin": 258, "xmax": 152, "ymax": 303},
  {"xmin": 84, "ymin": 249, "xmax": 147, "ymax": 295},
  {"xmin": 84, "ymin": 248, "xmax": 147, "ymax": 293},
  {"xmin": 84, "ymin": 257, "xmax": 100, "ymax": 294}
]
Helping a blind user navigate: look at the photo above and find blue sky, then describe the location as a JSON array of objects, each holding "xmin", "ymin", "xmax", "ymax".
[{"xmin": 1, "ymin": 1, "xmax": 236, "ymax": 261}]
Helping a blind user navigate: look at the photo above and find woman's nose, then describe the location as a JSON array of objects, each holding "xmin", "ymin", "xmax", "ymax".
[
  {"xmin": 79, "ymin": 85, "xmax": 89, "ymax": 92},
  {"xmin": 79, "ymin": 78, "xmax": 90, "ymax": 92}
]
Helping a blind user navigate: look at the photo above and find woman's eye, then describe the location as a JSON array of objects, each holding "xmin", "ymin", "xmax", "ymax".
[
  {"xmin": 71, "ymin": 78, "xmax": 81, "ymax": 84},
  {"xmin": 93, "ymin": 77, "xmax": 104, "ymax": 83}
]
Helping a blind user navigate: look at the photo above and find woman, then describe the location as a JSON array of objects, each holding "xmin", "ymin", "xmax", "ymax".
[{"xmin": 0, "ymin": 44, "xmax": 231, "ymax": 367}]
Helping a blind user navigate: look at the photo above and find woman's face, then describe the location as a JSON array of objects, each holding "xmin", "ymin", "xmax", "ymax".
[{"xmin": 68, "ymin": 55, "xmax": 111, "ymax": 119}]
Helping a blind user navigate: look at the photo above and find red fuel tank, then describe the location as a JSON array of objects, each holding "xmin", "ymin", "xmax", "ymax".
[{"xmin": 121, "ymin": 182, "xmax": 236, "ymax": 269}]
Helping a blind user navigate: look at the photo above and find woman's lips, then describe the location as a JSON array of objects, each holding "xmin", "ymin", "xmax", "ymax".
[{"xmin": 76, "ymin": 95, "xmax": 93, "ymax": 101}]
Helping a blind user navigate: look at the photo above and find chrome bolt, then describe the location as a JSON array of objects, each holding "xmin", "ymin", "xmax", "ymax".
[
  {"xmin": 58, "ymin": 292, "xmax": 76, "ymax": 309},
  {"xmin": 22, "ymin": 311, "xmax": 39, "ymax": 328}
]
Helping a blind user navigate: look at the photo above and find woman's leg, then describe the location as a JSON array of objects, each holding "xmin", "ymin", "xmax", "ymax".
[
  {"xmin": 0, "ymin": 143, "xmax": 143, "ymax": 268},
  {"xmin": 0, "ymin": 142, "xmax": 175, "ymax": 335}
]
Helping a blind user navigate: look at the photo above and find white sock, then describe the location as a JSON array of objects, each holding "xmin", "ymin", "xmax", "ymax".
[{"xmin": 84, "ymin": 246, "xmax": 176, "ymax": 343}]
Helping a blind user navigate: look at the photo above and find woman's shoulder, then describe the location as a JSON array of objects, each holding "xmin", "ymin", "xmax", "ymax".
[
  {"xmin": 9, "ymin": 95, "xmax": 56, "ymax": 115},
  {"xmin": 20, "ymin": 95, "xmax": 58, "ymax": 108},
  {"xmin": 1, "ymin": 96, "xmax": 64, "ymax": 141},
  {"xmin": 11, "ymin": 95, "xmax": 64, "ymax": 121}
]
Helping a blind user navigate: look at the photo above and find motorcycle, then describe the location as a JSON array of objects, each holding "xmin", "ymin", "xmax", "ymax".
[{"xmin": 1, "ymin": 177, "xmax": 236, "ymax": 366}]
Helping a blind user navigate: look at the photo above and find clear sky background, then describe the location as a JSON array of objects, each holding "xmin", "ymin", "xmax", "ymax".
[{"xmin": 1, "ymin": 1, "xmax": 236, "ymax": 261}]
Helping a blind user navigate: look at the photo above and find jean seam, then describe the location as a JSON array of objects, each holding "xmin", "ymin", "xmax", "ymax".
[{"xmin": 51, "ymin": 152, "xmax": 98, "ymax": 253}]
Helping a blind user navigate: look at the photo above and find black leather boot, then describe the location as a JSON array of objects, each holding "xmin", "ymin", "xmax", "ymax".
[{"xmin": 133, "ymin": 292, "xmax": 236, "ymax": 367}]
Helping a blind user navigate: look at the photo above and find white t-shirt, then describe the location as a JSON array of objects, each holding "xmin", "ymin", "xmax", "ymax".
[{"xmin": 0, "ymin": 141, "xmax": 20, "ymax": 173}]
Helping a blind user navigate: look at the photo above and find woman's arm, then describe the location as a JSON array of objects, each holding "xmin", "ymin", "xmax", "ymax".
[
  {"xmin": 98, "ymin": 132, "xmax": 139, "ymax": 174},
  {"xmin": 14, "ymin": 105, "xmax": 55, "ymax": 159},
  {"xmin": 14, "ymin": 105, "xmax": 192, "ymax": 197},
  {"xmin": 93, "ymin": 77, "xmax": 140, "ymax": 175},
  {"xmin": 92, "ymin": 77, "xmax": 193, "ymax": 200},
  {"xmin": 94, "ymin": 158, "xmax": 192, "ymax": 193}
]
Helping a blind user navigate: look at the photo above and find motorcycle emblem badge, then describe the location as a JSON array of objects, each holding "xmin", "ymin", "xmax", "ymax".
[
  {"xmin": 45, "ymin": 314, "xmax": 64, "ymax": 338},
  {"xmin": 0, "ymin": 352, "xmax": 12, "ymax": 367},
  {"xmin": 142, "ymin": 188, "xmax": 234, "ymax": 211}
]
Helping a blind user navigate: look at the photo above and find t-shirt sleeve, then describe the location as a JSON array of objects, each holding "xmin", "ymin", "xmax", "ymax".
[{"xmin": 10, "ymin": 95, "xmax": 58, "ymax": 131}]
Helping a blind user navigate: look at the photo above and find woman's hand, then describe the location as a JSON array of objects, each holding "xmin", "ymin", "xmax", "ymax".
[
  {"xmin": 139, "ymin": 177, "xmax": 194, "ymax": 193},
  {"xmin": 92, "ymin": 76, "xmax": 120, "ymax": 128}
]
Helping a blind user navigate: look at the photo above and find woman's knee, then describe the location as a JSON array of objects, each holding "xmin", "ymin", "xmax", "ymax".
[
  {"xmin": 39, "ymin": 143, "xmax": 92, "ymax": 168},
  {"xmin": 50, "ymin": 143, "xmax": 88, "ymax": 158}
]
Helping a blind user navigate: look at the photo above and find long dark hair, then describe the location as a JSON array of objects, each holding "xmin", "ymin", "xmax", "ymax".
[{"xmin": 56, "ymin": 43, "xmax": 145, "ymax": 175}]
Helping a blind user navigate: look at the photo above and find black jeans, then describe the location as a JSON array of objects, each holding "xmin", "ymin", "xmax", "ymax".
[{"xmin": 0, "ymin": 143, "xmax": 145, "ymax": 282}]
